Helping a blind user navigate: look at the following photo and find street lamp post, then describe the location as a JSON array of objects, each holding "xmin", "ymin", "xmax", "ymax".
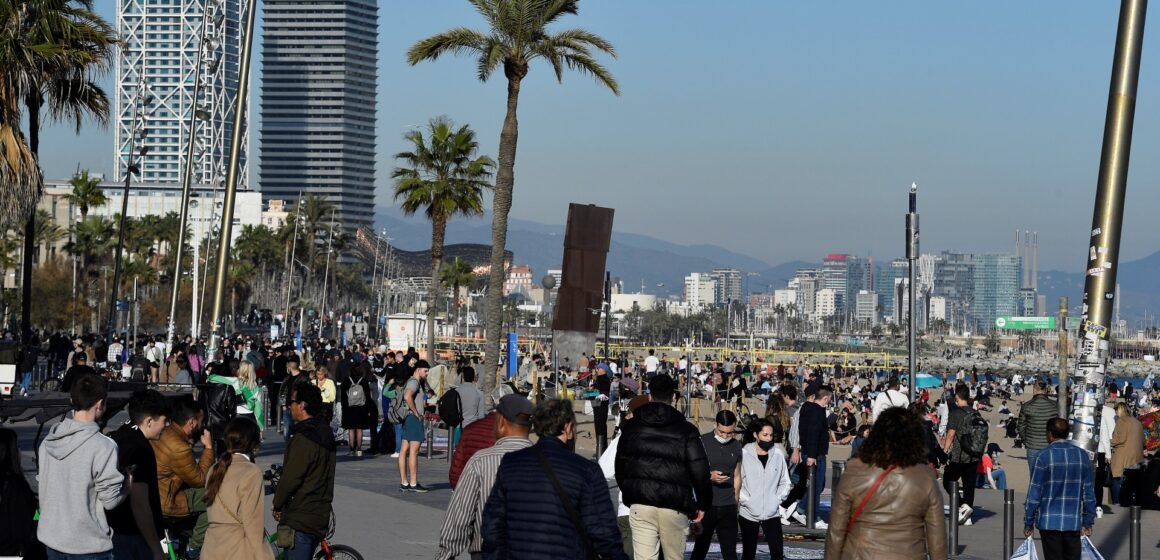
[
  {"xmin": 206, "ymin": 0, "xmax": 258, "ymax": 360},
  {"xmin": 541, "ymin": 274, "xmax": 557, "ymax": 397},
  {"xmin": 165, "ymin": 3, "xmax": 218, "ymax": 353},
  {"xmin": 107, "ymin": 71, "xmax": 152, "ymax": 346},
  {"xmin": 906, "ymin": 182, "xmax": 919, "ymax": 403}
]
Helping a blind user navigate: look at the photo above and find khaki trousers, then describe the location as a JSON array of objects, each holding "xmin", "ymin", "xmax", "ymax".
[{"xmin": 629, "ymin": 503, "xmax": 689, "ymax": 560}]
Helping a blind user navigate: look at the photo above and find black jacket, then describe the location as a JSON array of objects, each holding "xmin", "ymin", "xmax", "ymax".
[
  {"xmin": 798, "ymin": 401, "xmax": 830, "ymax": 459},
  {"xmin": 273, "ymin": 416, "xmax": 336, "ymax": 537},
  {"xmin": 482, "ymin": 438, "xmax": 627, "ymax": 560},
  {"xmin": 614, "ymin": 402, "xmax": 712, "ymax": 515}
]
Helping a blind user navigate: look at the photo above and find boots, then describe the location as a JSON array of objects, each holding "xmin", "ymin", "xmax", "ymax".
[{"xmin": 596, "ymin": 435, "xmax": 608, "ymax": 457}]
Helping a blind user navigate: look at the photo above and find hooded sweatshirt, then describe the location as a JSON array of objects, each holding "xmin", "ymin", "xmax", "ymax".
[
  {"xmin": 738, "ymin": 442, "xmax": 792, "ymax": 522},
  {"xmin": 37, "ymin": 417, "xmax": 127, "ymax": 554}
]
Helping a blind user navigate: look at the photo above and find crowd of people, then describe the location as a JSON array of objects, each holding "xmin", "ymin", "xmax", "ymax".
[{"xmin": 4, "ymin": 331, "xmax": 1160, "ymax": 559}]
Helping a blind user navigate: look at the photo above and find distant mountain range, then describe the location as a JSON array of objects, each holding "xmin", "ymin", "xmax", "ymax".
[{"xmin": 376, "ymin": 206, "xmax": 1160, "ymax": 323}]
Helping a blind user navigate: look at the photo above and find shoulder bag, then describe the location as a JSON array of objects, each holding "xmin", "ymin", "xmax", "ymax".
[
  {"xmin": 534, "ymin": 448, "xmax": 609, "ymax": 560},
  {"xmin": 846, "ymin": 464, "xmax": 898, "ymax": 533}
]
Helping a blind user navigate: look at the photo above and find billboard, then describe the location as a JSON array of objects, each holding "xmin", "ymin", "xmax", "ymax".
[{"xmin": 994, "ymin": 316, "xmax": 1056, "ymax": 330}]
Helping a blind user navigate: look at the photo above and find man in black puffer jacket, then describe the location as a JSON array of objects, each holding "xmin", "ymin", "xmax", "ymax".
[{"xmin": 615, "ymin": 374, "xmax": 712, "ymax": 560}]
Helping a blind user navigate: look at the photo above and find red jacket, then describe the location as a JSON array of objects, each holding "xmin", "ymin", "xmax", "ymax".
[{"xmin": 449, "ymin": 412, "xmax": 497, "ymax": 489}]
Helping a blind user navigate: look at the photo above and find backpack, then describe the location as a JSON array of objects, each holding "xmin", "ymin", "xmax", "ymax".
[
  {"xmin": 959, "ymin": 410, "xmax": 989, "ymax": 459},
  {"xmin": 438, "ymin": 387, "xmax": 463, "ymax": 427},
  {"xmin": 388, "ymin": 390, "xmax": 409, "ymax": 424},
  {"xmin": 198, "ymin": 383, "xmax": 240, "ymax": 440},
  {"xmin": 129, "ymin": 356, "xmax": 151, "ymax": 382},
  {"xmin": 346, "ymin": 382, "xmax": 367, "ymax": 407}
]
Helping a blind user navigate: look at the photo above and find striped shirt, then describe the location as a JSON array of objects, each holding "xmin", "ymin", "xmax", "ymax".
[
  {"xmin": 1024, "ymin": 440, "xmax": 1096, "ymax": 531},
  {"xmin": 436, "ymin": 436, "xmax": 533, "ymax": 560}
]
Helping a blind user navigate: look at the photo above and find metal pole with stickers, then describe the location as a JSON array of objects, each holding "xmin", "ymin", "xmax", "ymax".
[{"xmin": 1071, "ymin": 0, "xmax": 1147, "ymax": 450}]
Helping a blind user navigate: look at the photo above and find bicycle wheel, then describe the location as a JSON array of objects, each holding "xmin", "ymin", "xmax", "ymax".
[
  {"xmin": 40, "ymin": 378, "xmax": 60, "ymax": 392},
  {"xmin": 315, "ymin": 544, "xmax": 364, "ymax": 560}
]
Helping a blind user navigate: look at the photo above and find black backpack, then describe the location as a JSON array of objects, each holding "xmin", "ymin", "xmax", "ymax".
[
  {"xmin": 959, "ymin": 410, "xmax": 989, "ymax": 459},
  {"xmin": 130, "ymin": 356, "xmax": 151, "ymax": 382},
  {"xmin": 198, "ymin": 383, "xmax": 240, "ymax": 440},
  {"xmin": 438, "ymin": 387, "xmax": 463, "ymax": 427}
]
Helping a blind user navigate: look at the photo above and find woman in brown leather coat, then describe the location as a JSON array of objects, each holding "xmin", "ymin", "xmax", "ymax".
[{"xmin": 825, "ymin": 407, "xmax": 947, "ymax": 560}]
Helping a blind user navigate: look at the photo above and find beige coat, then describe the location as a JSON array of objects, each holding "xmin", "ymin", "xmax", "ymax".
[
  {"xmin": 825, "ymin": 459, "xmax": 947, "ymax": 560},
  {"xmin": 202, "ymin": 458, "xmax": 274, "ymax": 560},
  {"xmin": 1111, "ymin": 416, "xmax": 1145, "ymax": 478}
]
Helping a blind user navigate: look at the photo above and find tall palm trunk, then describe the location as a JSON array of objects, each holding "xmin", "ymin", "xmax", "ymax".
[
  {"xmin": 20, "ymin": 94, "xmax": 41, "ymax": 344},
  {"xmin": 429, "ymin": 212, "xmax": 447, "ymax": 361},
  {"xmin": 481, "ymin": 69, "xmax": 524, "ymax": 403}
]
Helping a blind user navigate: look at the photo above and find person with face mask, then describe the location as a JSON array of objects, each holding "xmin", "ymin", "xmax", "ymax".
[
  {"xmin": 738, "ymin": 418, "xmax": 792, "ymax": 560},
  {"xmin": 690, "ymin": 410, "xmax": 743, "ymax": 560}
]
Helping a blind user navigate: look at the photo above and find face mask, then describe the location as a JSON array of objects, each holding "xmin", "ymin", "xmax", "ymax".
[
  {"xmin": 714, "ymin": 435, "xmax": 731, "ymax": 444},
  {"xmin": 757, "ymin": 440, "xmax": 776, "ymax": 451}
]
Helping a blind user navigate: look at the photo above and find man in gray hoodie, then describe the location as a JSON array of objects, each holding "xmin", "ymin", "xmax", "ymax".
[{"xmin": 38, "ymin": 373, "xmax": 129, "ymax": 559}]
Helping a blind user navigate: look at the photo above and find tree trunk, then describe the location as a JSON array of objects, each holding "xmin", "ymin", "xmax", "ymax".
[
  {"xmin": 20, "ymin": 96, "xmax": 41, "ymax": 344},
  {"xmin": 481, "ymin": 73, "xmax": 523, "ymax": 407},
  {"xmin": 428, "ymin": 213, "xmax": 446, "ymax": 361}
]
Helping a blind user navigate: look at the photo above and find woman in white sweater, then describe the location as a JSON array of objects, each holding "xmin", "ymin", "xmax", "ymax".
[{"xmin": 739, "ymin": 418, "xmax": 793, "ymax": 560}]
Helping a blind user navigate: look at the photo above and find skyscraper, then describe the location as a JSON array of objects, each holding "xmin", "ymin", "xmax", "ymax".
[
  {"xmin": 710, "ymin": 268, "xmax": 743, "ymax": 306},
  {"xmin": 972, "ymin": 253, "xmax": 1021, "ymax": 331},
  {"xmin": 116, "ymin": 0, "xmax": 249, "ymax": 187},
  {"xmin": 260, "ymin": 0, "xmax": 378, "ymax": 231}
]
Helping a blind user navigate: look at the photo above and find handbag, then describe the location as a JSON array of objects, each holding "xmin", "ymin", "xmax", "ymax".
[
  {"xmin": 534, "ymin": 448, "xmax": 609, "ymax": 560},
  {"xmin": 1080, "ymin": 535, "xmax": 1105, "ymax": 560},
  {"xmin": 846, "ymin": 464, "xmax": 897, "ymax": 533}
]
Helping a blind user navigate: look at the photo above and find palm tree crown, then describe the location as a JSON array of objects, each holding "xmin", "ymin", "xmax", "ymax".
[
  {"xmin": 408, "ymin": 0, "xmax": 617, "ymax": 397},
  {"xmin": 393, "ymin": 116, "xmax": 494, "ymax": 358}
]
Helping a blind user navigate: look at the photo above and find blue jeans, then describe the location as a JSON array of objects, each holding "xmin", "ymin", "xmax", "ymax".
[
  {"xmin": 1026, "ymin": 447, "xmax": 1043, "ymax": 477},
  {"xmin": 282, "ymin": 408, "xmax": 295, "ymax": 433},
  {"xmin": 977, "ymin": 470, "xmax": 1008, "ymax": 490},
  {"xmin": 1111, "ymin": 477, "xmax": 1122, "ymax": 504},
  {"xmin": 47, "ymin": 548, "xmax": 114, "ymax": 560},
  {"xmin": 112, "ymin": 534, "xmax": 152, "ymax": 559},
  {"xmin": 283, "ymin": 530, "xmax": 319, "ymax": 560},
  {"xmin": 796, "ymin": 456, "xmax": 827, "ymax": 518},
  {"xmin": 20, "ymin": 371, "xmax": 32, "ymax": 392}
]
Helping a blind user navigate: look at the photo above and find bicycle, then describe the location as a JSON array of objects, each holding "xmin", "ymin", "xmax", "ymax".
[{"xmin": 269, "ymin": 512, "xmax": 364, "ymax": 560}]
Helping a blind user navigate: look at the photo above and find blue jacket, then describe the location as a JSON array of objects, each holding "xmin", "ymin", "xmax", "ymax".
[{"xmin": 482, "ymin": 438, "xmax": 627, "ymax": 560}]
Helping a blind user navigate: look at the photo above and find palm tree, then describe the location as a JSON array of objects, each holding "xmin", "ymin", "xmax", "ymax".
[
  {"xmin": 4, "ymin": 1, "xmax": 114, "ymax": 340},
  {"xmin": 393, "ymin": 117, "xmax": 494, "ymax": 359},
  {"xmin": 408, "ymin": 0, "xmax": 618, "ymax": 399},
  {"xmin": 32, "ymin": 208, "xmax": 65, "ymax": 261},
  {"xmin": 62, "ymin": 168, "xmax": 107, "ymax": 222},
  {"xmin": 65, "ymin": 215, "xmax": 114, "ymax": 330},
  {"xmin": 440, "ymin": 257, "xmax": 476, "ymax": 337}
]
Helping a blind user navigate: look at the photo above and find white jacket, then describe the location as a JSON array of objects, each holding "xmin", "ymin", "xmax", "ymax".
[
  {"xmin": 871, "ymin": 389, "xmax": 910, "ymax": 423},
  {"xmin": 738, "ymin": 442, "xmax": 792, "ymax": 522}
]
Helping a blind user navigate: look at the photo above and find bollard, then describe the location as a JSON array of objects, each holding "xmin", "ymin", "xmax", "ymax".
[
  {"xmin": 426, "ymin": 418, "xmax": 434, "ymax": 459},
  {"xmin": 832, "ymin": 460, "xmax": 846, "ymax": 492},
  {"xmin": 806, "ymin": 463, "xmax": 817, "ymax": 529},
  {"xmin": 1130, "ymin": 505, "xmax": 1141, "ymax": 560},
  {"xmin": 1002, "ymin": 489, "xmax": 1014, "ymax": 559},
  {"xmin": 948, "ymin": 481, "xmax": 959, "ymax": 556}
]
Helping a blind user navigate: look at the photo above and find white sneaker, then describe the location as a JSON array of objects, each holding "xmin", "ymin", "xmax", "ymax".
[
  {"xmin": 958, "ymin": 505, "xmax": 974, "ymax": 525},
  {"xmin": 790, "ymin": 510, "xmax": 807, "ymax": 525},
  {"xmin": 812, "ymin": 519, "xmax": 829, "ymax": 530},
  {"xmin": 1096, "ymin": 506, "xmax": 1104, "ymax": 519},
  {"xmin": 962, "ymin": 517, "xmax": 973, "ymax": 526},
  {"xmin": 390, "ymin": 452, "xmax": 400, "ymax": 458}
]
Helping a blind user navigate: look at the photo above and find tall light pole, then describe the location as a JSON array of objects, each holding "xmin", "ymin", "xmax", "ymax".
[
  {"xmin": 541, "ymin": 274, "xmax": 557, "ymax": 396},
  {"xmin": 906, "ymin": 182, "xmax": 919, "ymax": 403},
  {"xmin": 166, "ymin": 6, "xmax": 219, "ymax": 352},
  {"xmin": 108, "ymin": 71, "xmax": 153, "ymax": 345},
  {"xmin": 206, "ymin": 0, "xmax": 258, "ymax": 360},
  {"xmin": 1071, "ymin": 0, "xmax": 1147, "ymax": 450}
]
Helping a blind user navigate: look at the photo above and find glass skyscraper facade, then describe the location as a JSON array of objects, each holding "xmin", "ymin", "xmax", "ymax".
[
  {"xmin": 971, "ymin": 253, "xmax": 1021, "ymax": 332},
  {"xmin": 115, "ymin": 0, "xmax": 249, "ymax": 187},
  {"xmin": 259, "ymin": 0, "xmax": 378, "ymax": 232}
]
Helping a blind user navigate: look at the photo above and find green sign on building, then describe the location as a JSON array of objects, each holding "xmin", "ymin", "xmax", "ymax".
[{"xmin": 994, "ymin": 316, "xmax": 1056, "ymax": 330}]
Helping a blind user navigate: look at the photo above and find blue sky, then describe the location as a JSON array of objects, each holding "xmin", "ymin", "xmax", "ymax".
[{"xmin": 39, "ymin": 1, "xmax": 1160, "ymax": 270}]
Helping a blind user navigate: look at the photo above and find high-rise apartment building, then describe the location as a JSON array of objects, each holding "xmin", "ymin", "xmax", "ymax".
[
  {"xmin": 710, "ymin": 269, "xmax": 743, "ymax": 306},
  {"xmin": 821, "ymin": 254, "xmax": 867, "ymax": 316},
  {"xmin": 116, "ymin": 0, "xmax": 248, "ymax": 186},
  {"xmin": 855, "ymin": 290, "xmax": 879, "ymax": 327},
  {"xmin": 934, "ymin": 252, "xmax": 975, "ymax": 329},
  {"xmin": 260, "ymin": 0, "xmax": 378, "ymax": 232},
  {"xmin": 816, "ymin": 288, "xmax": 838, "ymax": 318},
  {"xmin": 971, "ymin": 253, "xmax": 1021, "ymax": 331},
  {"xmin": 794, "ymin": 269, "xmax": 821, "ymax": 319},
  {"xmin": 684, "ymin": 273, "xmax": 717, "ymax": 309}
]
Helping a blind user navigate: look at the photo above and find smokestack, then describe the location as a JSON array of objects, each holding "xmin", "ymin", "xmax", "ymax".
[
  {"xmin": 1023, "ymin": 231, "xmax": 1030, "ymax": 289},
  {"xmin": 1015, "ymin": 229, "xmax": 1021, "ymax": 259},
  {"xmin": 1032, "ymin": 232, "xmax": 1038, "ymax": 291}
]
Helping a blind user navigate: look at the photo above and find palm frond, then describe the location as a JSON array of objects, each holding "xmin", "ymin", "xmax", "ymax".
[
  {"xmin": 407, "ymin": 27, "xmax": 489, "ymax": 65},
  {"xmin": 560, "ymin": 52, "xmax": 620, "ymax": 95}
]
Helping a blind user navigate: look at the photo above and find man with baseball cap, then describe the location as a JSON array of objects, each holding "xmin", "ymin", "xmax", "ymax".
[{"xmin": 436, "ymin": 394, "xmax": 534, "ymax": 560}]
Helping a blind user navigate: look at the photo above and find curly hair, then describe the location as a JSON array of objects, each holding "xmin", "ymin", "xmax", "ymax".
[{"xmin": 857, "ymin": 406, "xmax": 929, "ymax": 469}]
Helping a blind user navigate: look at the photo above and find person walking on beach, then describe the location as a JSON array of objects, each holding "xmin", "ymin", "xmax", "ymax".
[{"xmin": 1024, "ymin": 418, "xmax": 1097, "ymax": 560}]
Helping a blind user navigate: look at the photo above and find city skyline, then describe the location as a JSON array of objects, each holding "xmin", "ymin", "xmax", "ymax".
[{"xmin": 36, "ymin": 2, "xmax": 1160, "ymax": 271}]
